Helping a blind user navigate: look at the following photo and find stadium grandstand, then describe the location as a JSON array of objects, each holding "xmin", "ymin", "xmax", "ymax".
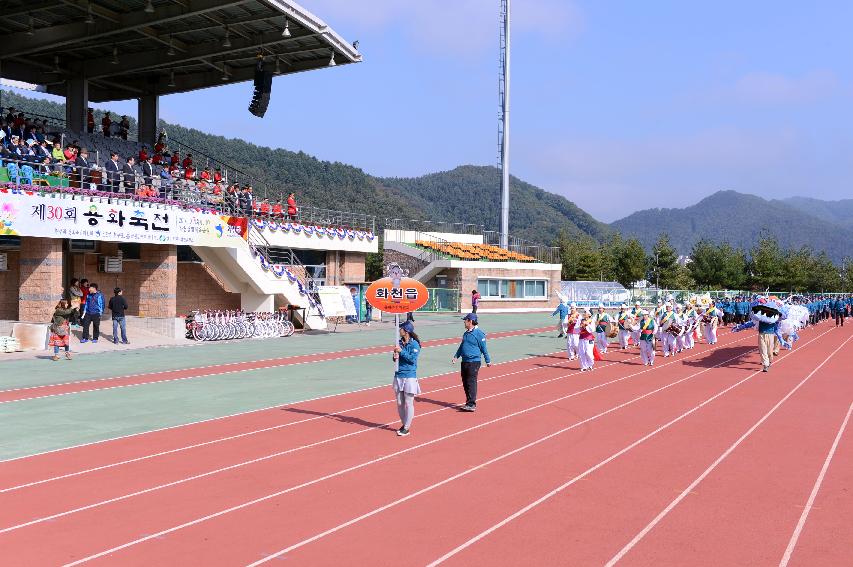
[{"xmin": 0, "ymin": 0, "xmax": 369, "ymax": 337}]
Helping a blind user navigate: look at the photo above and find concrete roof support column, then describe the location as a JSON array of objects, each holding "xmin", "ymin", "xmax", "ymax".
[
  {"xmin": 65, "ymin": 78, "xmax": 89, "ymax": 134},
  {"xmin": 138, "ymin": 94, "xmax": 159, "ymax": 147}
]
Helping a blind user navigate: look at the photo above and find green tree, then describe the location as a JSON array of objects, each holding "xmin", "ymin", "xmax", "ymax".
[
  {"xmin": 365, "ymin": 239, "xmax": 384, "ymax": 281},
  {"xmin": 598, "ymin": 233, "xmax": 624, "ymax": 282},
  {"xmin": 616, "ymin": 238, "xmax": 647, "ymax": 290},
  {"xmin": 649, "ymin": 234, "xmax": 680, "ymax": 289},
  {"xmin": 688, "ymin": 239, "xmax": 721, "ymax": 288},
  {"xmin": 717, "ymin": 244, "xmax": 747, "ymax": 290},
  {"xmin": 672, "ymin": 264, "xmax": 696, "ymax": 290},
  {"xmin": 781, "ymin": 246, "xmax": 813, "ymax": 292},
  {"xmin": 807, "ymin": 252, "xmax": 842, "ymax": 292},
  {"xmin": 749, "ymin": 235, "xmax": 785, "ymax": 290}
]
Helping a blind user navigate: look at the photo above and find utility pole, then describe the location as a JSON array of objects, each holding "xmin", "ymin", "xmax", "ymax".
[{"xmin": 498, "ymin": 0, "xmax": 511, "ymax": 249}]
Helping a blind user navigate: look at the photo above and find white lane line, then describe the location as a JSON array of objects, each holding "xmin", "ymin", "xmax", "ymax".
[
  {"xmin": 58, "ymin": 338, "xmax": 752, "ymax": 566},
  {"xmin": 1, "ymin": 356, "xmax": 622, "ymax": 534},
  {"xmin": 0, "ymin": 327, "xmax": 550, "ymax": 405},
  {"xmin": 604, "ymin": 332, "xmax": 853, "ymax": 567},
  {"xmin": 251, "ymin": 347, "xmax": 766, "ymax": 566},
  {"xmin": 779, "ymin": 401, "xmax": 853, "ymax": 567},
  {"xmin": 427, "ymin": 328, "xmax": 836, "ymax": 567},
  {"xmin": 0, "ymin": 328, "xmax": 550, "ymax": 463},
  {"xmin": 0, "ymin": 326, "xmax": 551, "ymax": 396},
  {"xmin": 0, "ymin": 353, "xmax": 566, "ymax": 494}
]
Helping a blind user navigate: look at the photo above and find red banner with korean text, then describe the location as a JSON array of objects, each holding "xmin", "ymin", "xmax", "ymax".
[{"xmin": 365, "ymin": 278, "xmax": 429, "ymax": 313}]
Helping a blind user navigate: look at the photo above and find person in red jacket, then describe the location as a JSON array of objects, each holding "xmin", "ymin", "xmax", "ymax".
[
  {"xmin": 200, "ymin": 167, "xmax": 211, "ymax": 182},
  {"xmin": 213, "ymin": 168, "xmax": 223, "ymax": 184},
  {"xmin": 259, "ymin": 198, "xmax": 272, "ymax": 218},
  {"xmin": 101, "ymin": 112, "xmax": 112, "ymax": 137},
  {"xmin": 170, "ymin": 152, "xmax": 180, "ymax": 166},
  {"xmin": 182, "ymin": 154, "xmax": 193, "ymax": 170},
  {"xmin": 139, "ymin": 147, "xmax": 149, "ymax": 163},
  {"xmin": 86, "ymin": 109, "xmax": 95, "ymax": 133},
  {"xmin": 272, "ymin": 200, "xmax": 283, "ymax": 219},
  {"xmin": 287, "ymin": 192, "xmax": 298, "ymax": 220}
]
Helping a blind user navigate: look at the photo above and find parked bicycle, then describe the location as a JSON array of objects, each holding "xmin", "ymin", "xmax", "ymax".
[{"xmin": 185, "ymin": 310, "xmax": 295, "ymax": 341}]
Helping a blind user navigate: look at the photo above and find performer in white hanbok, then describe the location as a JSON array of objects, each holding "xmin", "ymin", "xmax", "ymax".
[
  {"xmin": 703, "ymin": 301, "xmax": 721, "ymax": 345},
  {"xmin": 660, "ymin": 302, "xmax": 678, "ymax": 357},
  {"xmin": 578, "ymin": 308, "xmax": 596, "ymax": 371},
  {"xmin": 638, "ymin": 310, "xmax": 657, "ymax": 366},
  {"xmin": 674, "ymin": 303, "xmax": 687, "ymax": 353},
  {"xmin": 565, "ymin": 302, "xmax": 581, "ymax": 360},
  {"xmin": 616, "ymin": 304, "xmax": 632, "ymax": 349},
  {"xmin": 594, "ymin": 303, "xmax": 612, "ymax": 354},
  {"xmin": 630, "ymin": 301, "xmax": 643, "ymax": 346}
]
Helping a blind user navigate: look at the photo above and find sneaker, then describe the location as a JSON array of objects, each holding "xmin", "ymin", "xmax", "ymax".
[
  {"xmin": 762, "ymin": 365, "xmax": 769, "ymax": 373},
  {"xmin": 79, "ymin": 339, "xmax": 88, "ymax": 344},
  {"xmin": 397, "ymin": 428, "xmax": 410, "ymax": 437},
  {"xmin": 113, "ymin": 340, "xmax": 118, "ymax": 345},
  {"xmin": 65, "ymin": 352, "xmax": 73, "ymax": 360},
  {"xmin": 122, "ymin": 340, "xmax": 130, "ymax": 345},
  {"xmin": 459, "ymin": 404, "xmax": 476, "ymax": 412},
  {"xmin": 51, "ymin": 355, "xmax": 60, "ymax": 361},
  {"xmin": 91, "ymin": 339, "xmax": 98, "ymax": 344}
]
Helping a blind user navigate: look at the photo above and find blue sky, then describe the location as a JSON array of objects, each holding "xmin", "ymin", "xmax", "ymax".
[{"xmin": 12, "ymin": 0, "xmax": 853, "ymax": 221}]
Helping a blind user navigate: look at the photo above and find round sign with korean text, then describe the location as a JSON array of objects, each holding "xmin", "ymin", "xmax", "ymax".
[{"xmin": 365, "ymin": 278, "xmax": 429, "ymax": 313}]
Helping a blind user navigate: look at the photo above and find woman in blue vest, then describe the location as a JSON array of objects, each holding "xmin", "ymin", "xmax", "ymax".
[{"xmin": 392, "ymin": 321, "xmax": 421, "ymax": 437}]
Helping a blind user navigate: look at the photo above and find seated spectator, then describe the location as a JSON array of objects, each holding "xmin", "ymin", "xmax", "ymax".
[
  {"xmin": 259, "ymin": 198, "xmax": 271, "ymax": 218},
  {"xmin": 52, "ymin": 141, "xmax": 65, "ymax": 162},
  {"xmin": 184, "ymin": 166, "xmax": 195, "ymax": 180},
  {"xmin": 4, "ymin": 107, "xmax": 15, "ymax": 124},
  {"xmin": 213, "ymin": 168, "xmax": 223, "ymax": 184},
  {"xmin": 152, "ymin": 152, "xmax": 163, "ymax": 165},
  {"xmin": 272, "ymin": 200, "xmax": 283, "ymax": 219},
  {"xmin": 182, "ymin": 153, "xmax": 193, "ymax": 170},
  {"xmin": 37, "ymin": 139, "xmax": 52, "ymax": 162},
  {"xmin": 87, "ymin": 108, "xmax": 95, "ymax": 133},
  {"xmin": 63, "ymin": 143, "xmax": 77, "ymax": 162},
  {"xmin": 200, "ymin": 167, "xmax": 211, "ymax": 182},
  {"xmin": 119, "ymin": 116, "xmax": 130, "ymax": 140},
  {"xmin": 101, "ymin": 112, "xmax": 112, "ymax": 137},
  {"xmin": 154, "ymin": 139, "xmax": 165, "ymax": 154},
  {"xmin": 139, "ymin": 146, "xmax": 149, "ymax": 163},
  {"xmin": 170, "ymin": 151, "xmax": 180, "ymax": 167},
  {"xmin": 38, "ymin": 155, "xmax": 54, "ymax": 176}
]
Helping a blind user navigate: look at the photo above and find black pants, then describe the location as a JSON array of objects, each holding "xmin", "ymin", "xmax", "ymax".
[
  {"xmin": 82, "ymin": 313, "xmax": 101, "ymax": 340},
  {"xmin": 460, "ymin": 361, "xmax": 481, "ymax": 406},
  {"xmin": 836, "ymin": 312, "xmax": 845, "ymax": 326},
  {"xmin": 472, "ymin": 305, "xmax": 478, "ymax": 313}
]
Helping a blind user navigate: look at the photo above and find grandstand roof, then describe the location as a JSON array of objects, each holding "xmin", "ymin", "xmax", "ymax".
[{"xmin": 0, "ymin": 0, "xmax": 362, "ymax": 102}]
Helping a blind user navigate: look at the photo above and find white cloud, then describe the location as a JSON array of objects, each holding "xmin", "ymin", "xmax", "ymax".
[
  {"xmin": 716, "ymin": 70, "xmax": 839, "ymax": 104},
  {"xmin": 306, "ymin": 0, "xmax": 583, "ymax": 57}
]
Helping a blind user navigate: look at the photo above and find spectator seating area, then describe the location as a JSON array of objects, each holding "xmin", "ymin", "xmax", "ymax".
[{"xmin": 414, "ymin": 239, "xmax": 536, "ymax": 262}]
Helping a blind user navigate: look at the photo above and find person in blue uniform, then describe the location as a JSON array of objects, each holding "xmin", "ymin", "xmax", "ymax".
[
  {"xmin": 552, "ymin": 299, "xmax": 569, "ymax": 338},
  {"xmin": 392, "ymin": 321, "xmax": 421, "ymax": 437},
  {"xmin": 452, "ymin": 313, "xmax": 491, "ymax": 412}
]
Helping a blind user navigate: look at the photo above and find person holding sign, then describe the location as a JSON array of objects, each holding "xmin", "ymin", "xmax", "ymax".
[
  {"xmin": 392, "ymin": 321, "xmax": 421, "ymax": 437},
  {"xmin": 452, "ymin": 313, "xmax": 491, "ymax": 412}
]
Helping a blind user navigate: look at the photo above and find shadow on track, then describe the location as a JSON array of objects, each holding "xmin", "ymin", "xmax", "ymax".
[{"xmin": 282, "ymin": 406, "xmax": 396, "ymax": 431}]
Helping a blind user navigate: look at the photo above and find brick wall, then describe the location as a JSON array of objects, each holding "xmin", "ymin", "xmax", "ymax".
[
  {"xmin": 382, "ymin": 248, "xmax": 427, "ymax": 279},
  {"xmin": 0, "ymin": 250, "xmax": 20, "ymax": 320},
  {"xmin": 138, "ymin": 244, "xmax": 177, "ymax": 318},
  {"xmin": 341, "ymin": 252, "xmax": 366, "ymax": 283},
  {"xmin": 18, "ymin": 237, "xmax": 64, "ymax": 322},
  {"xmin": 176, "ymin": 263, "xmax": 241, "ymax": 315}
]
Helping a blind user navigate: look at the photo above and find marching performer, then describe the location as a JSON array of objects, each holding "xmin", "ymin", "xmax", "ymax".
[
  {"xmin": 552, "ymin": 298, "xmax": 569, "ymax": 338},
  {"xmin": 565, "ymin": 302, "xmax": 580, "ymax": 361},
  {"xmin": 660, "ymin": 302, "xmax": 678, "ymax": 357},
  {"xmin": 578, "ymin": 308, "xmax": 596, "ymax": 371},
  {"xmin": 595, "ymin": 303, "xmax": 612, "ymax": 354},
  {"xmin": 674, "ymin": 303, "xmax": 687, "ymax": 353},
  {"xmin": 733, "ymin": 296, "xmax": 791, "ymax": 372},
  {"xmin": 617, "ymin": 304, "xmax": 631, "ymax": 349},
  {"xmin": 653, "ymin": 299, "xmax": 665, "ymax": 344},
  {"xmin": 630, "ymin": 301, "xmax": 643, "ymax": 345},
  {"xmin": 703, "ymin": 301, "xmax": 722, "ymax": 345},
  {"xmin": 683, "ymin": 302, "xmax": 698, "ymax": 349},
  {"xmin": 638, "ymin": 309, "xmax": 657, "ymax": 366}
]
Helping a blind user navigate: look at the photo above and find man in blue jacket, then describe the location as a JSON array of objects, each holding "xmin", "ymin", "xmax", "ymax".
[
  {"xmin": 81, "ymin": 282, "xmax": 105, "ymax": 343},
  {"xmin": 452, "ymin": 313, "xmax": 491, "ymax": 412}
]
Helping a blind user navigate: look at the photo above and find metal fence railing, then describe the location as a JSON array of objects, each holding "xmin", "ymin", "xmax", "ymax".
[
  {"xmin": 384, "ymin": 218, "xmax": 484, "ymax": 236},
  {"xmin": 416, "ymin": 288, "xmax": 460, "ymax": 312},
  {"xmin": 482, "ymin": 230, "xmax": 560, "ymax": 264},
  {"xmin": 0, "ymin": 156, "xmax": 376, "ymax": 232}
]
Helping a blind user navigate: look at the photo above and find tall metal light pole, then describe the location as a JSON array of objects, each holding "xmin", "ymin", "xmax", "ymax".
[{"xmin": 498, "ymin": 0, "xmax": 511, "ymax": 249}]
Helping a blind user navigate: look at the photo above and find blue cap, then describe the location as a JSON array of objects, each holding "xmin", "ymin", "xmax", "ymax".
[
  {"xmin": 399, "ymin": 321, "xmax": 415, "ymax": 334},
  {"xmin": 462, "ymin": 313, "xmax": 478, "ymax": 322}
]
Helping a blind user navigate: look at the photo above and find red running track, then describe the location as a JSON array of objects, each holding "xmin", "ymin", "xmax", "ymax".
[
  {"xmin": 0, "ymin": 326, "xmax": 552, "ymax": 405},
  {"xmin": 0, "ymin": 321, "xmax": 848, "ymax": 566}
]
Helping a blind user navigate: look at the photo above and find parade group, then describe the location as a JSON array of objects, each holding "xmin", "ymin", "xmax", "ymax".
[{"xmin": 551, "ymin": 294, "xmax": 851, "ymax": 373}]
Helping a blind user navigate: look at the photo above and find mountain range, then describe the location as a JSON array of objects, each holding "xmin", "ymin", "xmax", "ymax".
[
  {"xmin": 611, "ymin": 190, "xmax": 853, "ymax": 262},
  {"xmin": 2, "ymin": 90, "xmax": 850, "ymax": 261}
]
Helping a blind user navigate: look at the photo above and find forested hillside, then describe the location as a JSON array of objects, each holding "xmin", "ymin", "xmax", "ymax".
[{"xmin": 611, "ymin": 190, "xmax": 853, "ymax": 262}]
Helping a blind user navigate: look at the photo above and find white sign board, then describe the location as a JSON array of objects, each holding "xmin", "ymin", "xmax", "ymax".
[{"xmin": 317, "ymin": 286, "xmax": 357, "ymax": 318}]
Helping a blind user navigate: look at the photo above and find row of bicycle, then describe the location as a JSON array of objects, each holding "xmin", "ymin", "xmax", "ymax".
[{"xmin": 185, "ymin": 310, "xmax": 295, "ymax": 341}]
